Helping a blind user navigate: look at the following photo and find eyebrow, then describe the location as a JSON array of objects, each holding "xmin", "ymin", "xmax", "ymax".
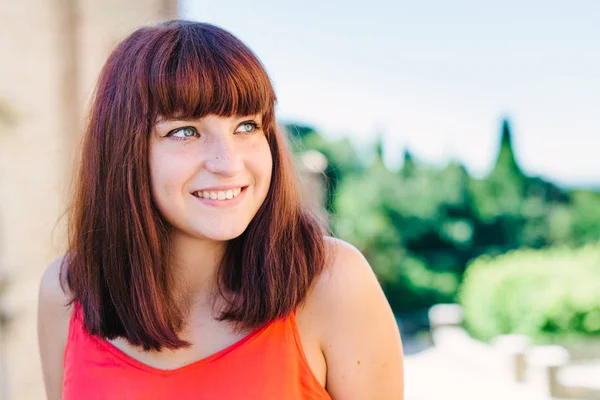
[{"xmin": 155, "ymin": 114, "xmax": 263, "ymax": 125}]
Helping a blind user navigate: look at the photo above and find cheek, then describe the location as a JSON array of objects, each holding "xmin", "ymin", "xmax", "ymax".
[
  {"xmin": 253, "ymin": 139, "xmax": 273, "ymax": 183},
  {"xmin": 149, "ymin": 159, "xmax": 168, "ymax": 212},
  {"xmin": 150, "ymin": 169, "xmax": 170, "ymax": 204},
  {"xmin": 149, "ymin": 149, "xmax": 185, "ymax": 206}
]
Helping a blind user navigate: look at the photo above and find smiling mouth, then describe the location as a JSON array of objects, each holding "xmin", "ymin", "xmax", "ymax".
[{"xmin": 191, "ymin": 186, "xmax": 248, "ymax": 201}]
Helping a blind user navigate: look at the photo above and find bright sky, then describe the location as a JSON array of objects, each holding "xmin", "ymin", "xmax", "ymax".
[{"xmin": 181, "ymin": 0, "xmax": 600, "ymax": 186}]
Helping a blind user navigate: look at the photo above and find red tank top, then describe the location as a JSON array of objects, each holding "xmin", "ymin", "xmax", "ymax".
[{"xmin": 63, "ymin": 303, "xmax": 331, "ymax": 399}]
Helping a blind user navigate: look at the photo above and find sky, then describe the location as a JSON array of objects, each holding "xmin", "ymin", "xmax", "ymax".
[{"xmin": 180, "ymin": 0, "xmax": 600, "ymax": 186}]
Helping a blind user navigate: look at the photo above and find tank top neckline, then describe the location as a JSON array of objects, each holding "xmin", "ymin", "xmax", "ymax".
[{"xmin": 73, "ymin": 304, "xmax": 290, "ymax": 377}]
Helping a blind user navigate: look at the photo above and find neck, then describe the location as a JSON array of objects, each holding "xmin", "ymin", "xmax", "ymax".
[{"xmin": 169, "ymin": 232, "xmax": 228, "ymax": 308}]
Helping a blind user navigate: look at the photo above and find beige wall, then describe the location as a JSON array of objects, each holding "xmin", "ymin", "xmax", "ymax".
[{"xmin": 0, "ymin": 1, "xmax": 177, "ymax": 398}]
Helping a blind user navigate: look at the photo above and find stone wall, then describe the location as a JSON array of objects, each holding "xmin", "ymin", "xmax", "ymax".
[
  {"xmin": 0, "ymin": 2, "xmax": 177, "ymax": 398},
  {"xmin": 429, "ymin": 304, "xmax": 600, "ymax": 399}
]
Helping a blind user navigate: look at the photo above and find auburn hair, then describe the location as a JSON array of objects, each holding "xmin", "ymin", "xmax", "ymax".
[{"xmin": 62, "ymin": 20, "xmax": 331, "ymax": 351}]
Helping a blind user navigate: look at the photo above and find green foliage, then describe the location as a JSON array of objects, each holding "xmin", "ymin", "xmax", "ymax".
[
  {"xmin": 490, "ymin": 119, "xmax": 526, "ymax": 183},
  {"xmin": 565, "ymin": 190, "xmax": 600, "ymax": 244},
  {"xmin": 284, "ymin": 123, "xmax": 362, "ymax": 213},
  {"xmin": 384, "ymin": 255, "xmax": 459, "ymax": 312},
  {"xmin": 332, "ymin": 154, "xmax": 469, "ymax": 311},
  {"xmin": 459, "ymin": 245, "xmax": 600, "ymax": 344},
  {"xmin": 286, "ymin": 119, "xmax": 600, "ymax": 321}
]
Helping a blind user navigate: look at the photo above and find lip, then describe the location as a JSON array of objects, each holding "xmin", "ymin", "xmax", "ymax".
[
  {"xmin": 193, "ymin": 184, "xmax": 248, "ymax": 192},
  {"xmin": 191, "ymin": 186, "xmax": 248, "ymax": 208}
]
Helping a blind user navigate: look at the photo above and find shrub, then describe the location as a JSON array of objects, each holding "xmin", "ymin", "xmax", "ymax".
[{"xmin": 459, "ymin": 244, "xmax": 600, "ymax": 344}]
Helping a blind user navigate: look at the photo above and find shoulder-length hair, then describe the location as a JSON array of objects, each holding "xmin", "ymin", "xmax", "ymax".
[{"xmin": 63, "ymin": 19, "xmax": 330, "ymax": 351}]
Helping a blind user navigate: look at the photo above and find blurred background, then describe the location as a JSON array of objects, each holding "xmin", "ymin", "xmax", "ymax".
[{"xmin": 0, "ymin": 1, "xmax": 599, "ymax": 399}]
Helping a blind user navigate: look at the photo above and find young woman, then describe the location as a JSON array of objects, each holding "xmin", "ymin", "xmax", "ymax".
[{"xmin": 37, "ymin": 20, "xmax": 404, "ymax": 399}]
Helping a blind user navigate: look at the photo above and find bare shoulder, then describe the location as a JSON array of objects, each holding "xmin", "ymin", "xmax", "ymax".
[
  {"xmin": 38, "ymin": 256, "xmax": 73, "ymax": 400},
  {"xmin": 306, "ymin": 236, "xmax": 391, "ymax": 316},
  {"xmin": 307, "ymin": 236, "xmax": 405, "ymax": 399},
  {"xmin": 39, "ymin": 255, "xmax": 73, "ymax": 314}
]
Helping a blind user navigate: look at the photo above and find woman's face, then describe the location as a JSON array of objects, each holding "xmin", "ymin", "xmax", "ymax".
[{"xmin": 149, "ymin": 114, "xmax": 273, "ymax": 242}]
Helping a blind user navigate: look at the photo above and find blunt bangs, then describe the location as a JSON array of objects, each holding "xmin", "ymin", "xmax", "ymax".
[{"xmin": 147, "ymin": 21, "xmax": 276, "ymax": 123}]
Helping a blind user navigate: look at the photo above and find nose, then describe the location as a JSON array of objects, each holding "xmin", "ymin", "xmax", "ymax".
[{"xmin": 203, "ymin": 136, "xmax": 244, "ymax": 177}]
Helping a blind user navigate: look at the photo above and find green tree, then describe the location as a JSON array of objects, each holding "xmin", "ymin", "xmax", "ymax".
[
  {"xmin": 284, "ymin": 123, "xmax": 363, "ymax": 213},
  {"xmin": 286, "ymin": 118, "xmax": 600, "ymax": 318}
]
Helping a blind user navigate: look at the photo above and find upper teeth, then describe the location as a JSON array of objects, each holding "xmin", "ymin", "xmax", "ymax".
[{"xmin": 195, "ymin": 187, "xmax": 243, "ymax": 200}]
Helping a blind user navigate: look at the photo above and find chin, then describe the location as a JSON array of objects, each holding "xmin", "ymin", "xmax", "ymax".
[{"xmin": 193, "ymin": 224, "xmax": 249, "ymax": 242}]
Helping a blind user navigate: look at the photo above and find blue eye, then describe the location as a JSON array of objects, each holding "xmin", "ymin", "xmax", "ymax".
[
  {"xmin": 168, "ymin": 126, "xmax": 198, "ymax": 140},
  {"xmin": 236, "ymin": 121, "xmax": 260, "ymax": 134}
]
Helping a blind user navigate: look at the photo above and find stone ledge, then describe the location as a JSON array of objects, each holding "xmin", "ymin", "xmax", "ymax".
[{"xmin": 429, "ymin": 304, "xmax": 600, "ymax": 400}]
